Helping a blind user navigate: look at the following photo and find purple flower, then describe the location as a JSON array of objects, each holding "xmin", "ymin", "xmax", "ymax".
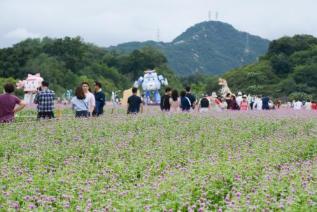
[{"xmin": 29, "ymin": 204, "xmax": 36, "ymax": 209}]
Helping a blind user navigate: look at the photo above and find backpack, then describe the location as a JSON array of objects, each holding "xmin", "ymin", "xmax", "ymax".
[{"xmin": 185, "ymin": 97, "xmax": 192, "ymax": 109}]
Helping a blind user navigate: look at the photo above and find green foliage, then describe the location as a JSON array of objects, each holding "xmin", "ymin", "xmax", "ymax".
[
  {"xmin": 270, "ymin": 53, "xmax": 292, "ymax": 76},
  {"xmin": 288, "ymin": 92, "xmax": 312, "ymax": 102},
  {"xmin": 179, "ymin": 73, "xmax": 219, "ymax": 96},
  {"xmin": 268, "ymin": 35, "xmax": 317, "ymax": 56},
  {"xmin": 2, "ymin": 34, "xmax": 317, "ymax": 100},
  {"xmin": 0, "ymin": 77, "xmax": 23, "ymax": 97},
  {"xmin": 223, "ymin": 35, "xmax": 317, "ymax": 100},
  {"xmin": 0, "ymin": 37, "xmax": 180, "ymax": 96}
]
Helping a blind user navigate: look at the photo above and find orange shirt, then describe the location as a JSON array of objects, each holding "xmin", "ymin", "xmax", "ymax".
[{"xmin": 240, "ymin": 101, "xmax": 248, "ymax": 111}]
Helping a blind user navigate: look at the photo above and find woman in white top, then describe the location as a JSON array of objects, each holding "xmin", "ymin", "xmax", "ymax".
[
  {"xmin": 71, "ymin": 87, "xmax": 89, "ymax": 118},
  {"xmin": 253, "ymin": 96, "xmax": 263, "ymax": 110},
  {"xmin": 169, "ymin": 90, "xmax": 180, "ymax": 112},
  {"xmin": 293, "ymin": 100, "xmax": 303, "ymax": 110}
]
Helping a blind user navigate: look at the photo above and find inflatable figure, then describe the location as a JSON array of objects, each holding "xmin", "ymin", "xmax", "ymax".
[
  {"xmin": 133, "ymin": 70, "xmax": 168, "ymax": 104},
  {"xmin": 218, "ymin": 78, "xmax": 233, "ymax": 98},
  {"xmin": 16, "ymin": 73, "xmax": 44, "ymax": 104}
]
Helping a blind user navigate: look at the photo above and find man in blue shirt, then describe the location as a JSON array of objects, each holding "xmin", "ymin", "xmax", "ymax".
[
  {"xmin": 262, "ymin": 96, "xmax": 270, "ymax": 110},
  {"xmin": 94, "ymin": 81, "xmax": 106, "ymax": 116}
]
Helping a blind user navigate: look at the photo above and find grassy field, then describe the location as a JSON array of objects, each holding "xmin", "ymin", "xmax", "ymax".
[{"xmin": 0, "ymin": 109, "xmax": 317, "ymax": 211}]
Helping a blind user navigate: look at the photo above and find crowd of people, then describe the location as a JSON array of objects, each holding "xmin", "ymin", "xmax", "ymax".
[
  {"xmin": 158, "ymin": 87, "xmax": 273, "ymax": 113},
  {"xmin": 1, "ymin": 82, "xmax": 317, "ymax": 123},
  {"xmin": 158, "ymin": 87, "xmax": 317, "ymax": 113},
  {"xmin": 0, "ymin": 81, "xmax": 106, "ymax": 123}
]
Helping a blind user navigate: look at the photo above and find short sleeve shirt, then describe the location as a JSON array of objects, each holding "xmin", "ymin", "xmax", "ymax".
[
  {"xmin": 127, "ymin": 95, "xmax": 142, "ymax": 114},
  {"xmin": 0, "ymin": 94, "xmax": 21, "ymax": 122},
  {"xmin": 34, "ymin": 89, "xmax": 55, "ymax": 112}
]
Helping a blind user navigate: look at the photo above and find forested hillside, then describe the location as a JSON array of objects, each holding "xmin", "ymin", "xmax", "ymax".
[
  {"xmin": 0, "ymin": 37, "xmax": 181, "ymax": 96},
  {"xmin": 110, "ymin": 21, "xmax": 269, "ymax": 76},
  {"xmin": 223, "ymin": 35, "xmax": 317, "ymax": 100}
]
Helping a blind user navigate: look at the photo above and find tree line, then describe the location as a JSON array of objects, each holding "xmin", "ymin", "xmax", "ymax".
[{"xmin": 1, "ymin": 35, "xmax": 317, "ymax": 101}]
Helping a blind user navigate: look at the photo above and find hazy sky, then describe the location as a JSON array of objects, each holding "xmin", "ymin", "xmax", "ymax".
[{"xmin": 0, "ymin": 0, "xmax": 316, "ymax": 48}]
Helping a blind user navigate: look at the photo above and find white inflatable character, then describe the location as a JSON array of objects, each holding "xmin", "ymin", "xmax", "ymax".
[{"xmin": 133, "ymin": 70, "xmax": 168, "ymax": 104}]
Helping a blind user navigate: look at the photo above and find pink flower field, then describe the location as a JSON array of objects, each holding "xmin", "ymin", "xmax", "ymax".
[{"xmin": 0, "ymin": 108, "xmax": 317, "ymax": 211}]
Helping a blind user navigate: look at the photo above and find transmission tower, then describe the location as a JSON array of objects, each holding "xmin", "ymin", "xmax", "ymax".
[
  {"xmin": 157, "ymin": 28, "xmax": 160, "ymax": 42},
  {"xmin": 244, "ymin": 34, "xmax": 250, "ymax": 54}
]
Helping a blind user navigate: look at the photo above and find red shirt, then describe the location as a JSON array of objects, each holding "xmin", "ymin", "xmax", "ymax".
[
  {"xmin": 214, "ymin": 98, "xmax": 221, "ymax": 105},
  {"xmin": 312, "ymin": 103, "xmax": 317, "ymax": 110},
  {"xmin": 0, "ymin": 93, "xmax": 21, "ymax": 122}
]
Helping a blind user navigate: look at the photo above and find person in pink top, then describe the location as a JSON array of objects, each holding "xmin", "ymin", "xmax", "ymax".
[
  {"xmin": 0, "ymin": 83, "xmax": 26, "ymax": 123},
  {"xmin": 169, "ymin": 89, "xmax": 180, "ymax": 112},
  {"xmin": 240, "ymin": 95, "xmax": 249, "ymax": 111}
]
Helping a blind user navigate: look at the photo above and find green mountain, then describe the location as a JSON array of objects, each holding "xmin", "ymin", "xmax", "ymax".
[
  {"xmin": 109, "ymin": 21, "xmax": 270, "ymax": 76},
  {"xmin": 222, "ymin": 35, "xmax": 317, "ymax": 100}
]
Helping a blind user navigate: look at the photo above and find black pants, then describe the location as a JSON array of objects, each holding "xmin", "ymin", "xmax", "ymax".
[
  {"xmin": 37, "ymin": 112, "xmax": 55, "ymax": 119},
  {"xmin": 250, "ymin": 102, "xmax": 254, "ymax": 110},
  {"xmin": 75, "ymin": 111, "xmax": 88, "ymax": 118}
]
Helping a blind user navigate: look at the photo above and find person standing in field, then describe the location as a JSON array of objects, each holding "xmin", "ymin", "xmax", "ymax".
[
  {"xmin": 71, "ymin": 87, "xmax": 89, "ymax": 118},
  {"xmin": 34, "ymin": 81, "xmax": 55, "ymax": 119},
  {"xmin": 160, "ymin": 87, "xmax": 172, "ymax": 111},
  {"xmin": 127, "ymin": 87, "xmax": 143, "ymax": 114},
  {"xmin": 236, "ymin": 92, "xmax": 243, "ymax": 107},
  {"xmin": 82, "ymin": 82, "xmax": 95, "ymax": 116},
  {"xmin": 169, "ymin": 89, "xmax": 180, "ymax": 113},
  {"xmin": 93, "ymin": 81, "xmax": 106, "ymax": 116},
  {"xmin": 229, "ymin": 95, "xmax": 240, "ymax": 110},
  {"xmin": 249, "ymin": 95, "xmax": 255, "ymax": 110},
  {"xmin": 254, "ymin": 95, "xmax": 263, "ymax": 110},
  {"xmin": 304, "ymin": 100, "xmax": 312, "ymax": 110},
  {"xmin": 185, "ymin": 86, "xmax": 196, "ymax": 110},
  {"xmin": 311, "ymin": 101, "xmax": 317, "ymax": 110},
  {"xmin": 225, "ymin": 93, "xmax": 232, "ymax": 110},
  {"xmin": 0, "ymin": 83, "xmax": 26, "ymax": 123},
  {"xmin": 180, "ymin": 90, "xmax": 191, "ymax": 112},
  {"xmin": 293, "ymin": 100, "xmax": 303, "ymax": 110},
  {"xmin": 262, "ymin": 96, "xmax": 270, "ymax": 110},
  {"xmin": 240, "ymin": 95, "xmax": 249, "ymax": 111}
]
